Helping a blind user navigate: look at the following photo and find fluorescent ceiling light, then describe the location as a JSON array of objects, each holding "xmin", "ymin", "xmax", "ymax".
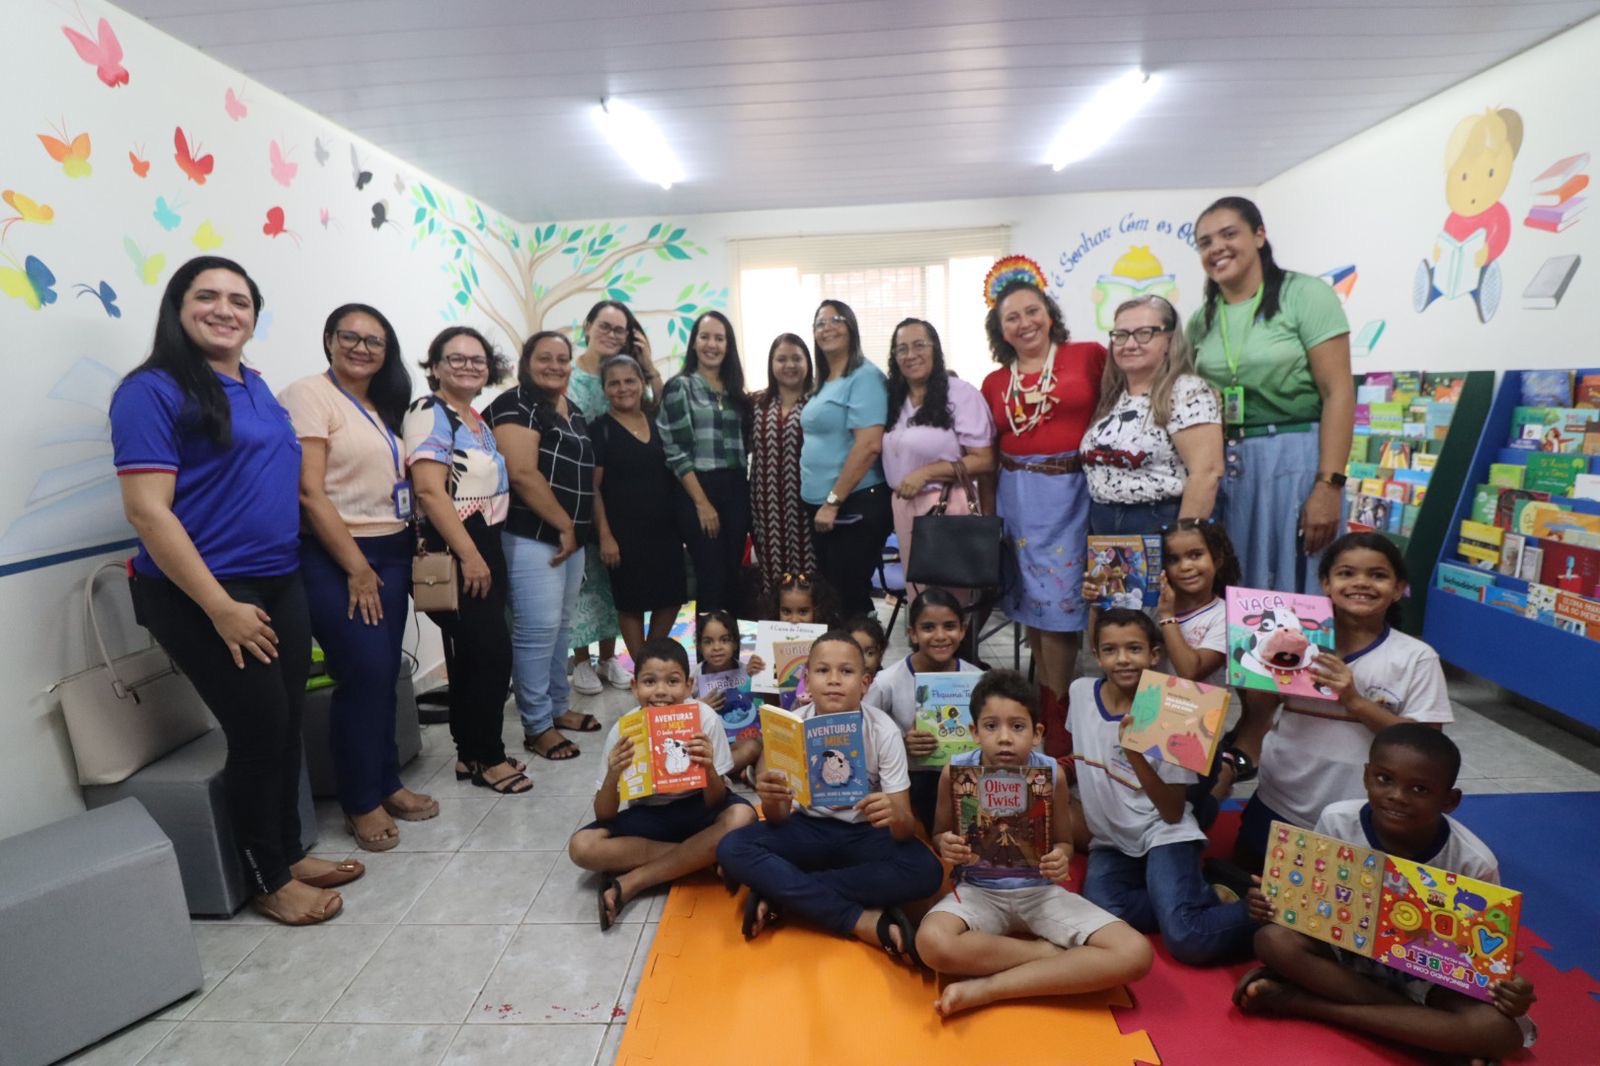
[
  {"xmin": 596, "ymin": 97, "xmax": 685, "ymax": 190},
  {"xmin": 1046, "ymin": 69, "xmax": 1160, "ymax": 171}
]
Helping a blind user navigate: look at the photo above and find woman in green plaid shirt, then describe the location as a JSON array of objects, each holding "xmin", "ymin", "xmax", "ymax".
[{"xmin": 657, "ymin": 310, "xmax": 754, "ymax": 616}]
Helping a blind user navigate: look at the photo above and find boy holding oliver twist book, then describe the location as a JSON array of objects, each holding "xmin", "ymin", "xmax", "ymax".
[
  {"xmin": 1239, "ymin": 724, "xmax": 1535, "ymax": 1061},
  {"xmin": 917, "ymin": 669, "xmax": 1151, "ymax": 1017},
  {"xmin": 1072, "ymin": 609, "xmax": 1256, "ymax": 965},
  {"xmin": 570, "ymin": 639, "xmax": 755, "ymax": 930},
  {"xmin": 716, "ymin": 631, "xmax": 943, "ymax": 966}
]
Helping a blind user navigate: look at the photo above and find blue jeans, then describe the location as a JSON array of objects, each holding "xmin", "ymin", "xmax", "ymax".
[
  {"xmin": 716, "ymin": 815, "xmax": 944, "ymax": 936},
  {"xmin": 300, "ymin": 530, "xmax": 411, "ymax": 815},
  {"xmin": 1087, "ymin": 497, "xmax": 1181, "ymax": 537},
  {"xmin": 1082, "ymin": 840, "xmax": 1255, "ymax": 965},
  {"xmin": 1218, "ymin": 426, "xmax": 1331, "ymax": 594},
  {"xmin": 503, "ymin": 532, "xmax": 585, "ymax": 737}
]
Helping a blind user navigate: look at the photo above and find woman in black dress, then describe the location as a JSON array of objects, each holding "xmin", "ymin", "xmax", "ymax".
[{"xmin": 593, "ymin": 354, "xmax": 689, "ymax": 659}]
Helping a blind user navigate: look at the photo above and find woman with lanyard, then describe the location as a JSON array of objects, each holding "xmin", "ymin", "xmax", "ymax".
[
  {"xmin": 657, "ymin": 310, "xmax": 753, "ymax": 617},
  {"xmin": 566, "ymin": 300, "xmax": 656, "ymax": 696},
  {"xmin": 280, "ymin": 304, "xmax": 437, "ymax": 852},
  {"xmin": 1187, "ymin": 196, "xmax": 1353, "ymax": 592},
  {"xmin": 978, "ymin": 259, "xmax": 1106, "ymax": 762},
  {"xmin": 113, "ymin": 256, "xmax": 356, "ymax": 925}
]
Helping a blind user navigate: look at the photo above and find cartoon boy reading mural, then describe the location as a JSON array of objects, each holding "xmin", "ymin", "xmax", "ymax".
[{"xmin": 1413, "ymin": 107, "xmax": 1523, "ymax": 324}]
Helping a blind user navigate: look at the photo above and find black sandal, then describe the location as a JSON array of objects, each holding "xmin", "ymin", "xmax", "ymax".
[
  {"xmin": 559, "ymin": 712, "xmax": 603, "ymax": 733},
  {"xmin": 597, "ymin": 877, "xmax": 623, "ymax": 932},
  {"xmin": 458, "ymin": 756, "xmax": 528, "ymax": 781},
  {"xmin": 525, "ymin": 734, "xmax": 581, "ymax": 760},
  {"xmin": 876, "ymin": 906, "xmax": 925, "ymax": 971},
  {"xmin": 472, "ymin": 765, "xmax": 533, "ymax": 795},
  {"xmin": 741, "ymin": 892, "xmax": 780, "ymax": 940}
]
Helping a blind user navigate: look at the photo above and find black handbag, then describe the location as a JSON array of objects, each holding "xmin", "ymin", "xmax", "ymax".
[{"xmin": 905, "ymin": 461, "xmax": 1005, "ymax": 590}]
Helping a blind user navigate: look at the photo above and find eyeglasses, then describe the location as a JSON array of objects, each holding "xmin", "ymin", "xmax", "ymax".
[
  {"xmin": 813, "ymin": 315, "xmax": 847, "ymax": 330},
  {"xmin": 333, "ymin": 329, "xmax": 386, "ymax": 354},
  {"xmin": 592, "ymin": 322, "xmax": 629, "ymax": 337},
  {"xmin": 1108, "ymin": 326, "xmax": 1171, "ymax": 347},
  {"xmin": 443, "ymin": 353, "xmax": 488, "ymax": 369},
  {"xmin": 892, "ymin": 340, "xmax": 934, "ymax": 358}
]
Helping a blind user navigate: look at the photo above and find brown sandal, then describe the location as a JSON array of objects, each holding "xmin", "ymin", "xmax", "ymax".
[
  {"xmin": 345, "ymin": 814, "xmax": 399, "ymax": 852},
  {"xmin": 297, "ymin": 859, "xmax": 365, "ymax": 889},
  {"xmin": 382, "ymin": 795, "xmax": 440, "ymax": 822},
  {"xmin": 252, "ymin": 889, "xmax": 343, "ymax": 926}
]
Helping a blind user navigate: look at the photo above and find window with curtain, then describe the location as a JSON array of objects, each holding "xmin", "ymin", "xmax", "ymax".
[{"xmin": 731, "ymin": 226, "xmax": 1009, "ymax": 390}]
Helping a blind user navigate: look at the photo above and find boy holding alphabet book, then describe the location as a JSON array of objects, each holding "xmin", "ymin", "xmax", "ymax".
[
  {"xmin": 570, "ymin": 639, "xmax": 756, "ymax": 930},
  {"xmin": 917, "ymin": 669, "xmax": 1152, "ymax": 1017}
]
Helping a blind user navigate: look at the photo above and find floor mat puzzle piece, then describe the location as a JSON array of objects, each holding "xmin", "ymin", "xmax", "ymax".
[{"xmin": 615, "ymin": 878, "xmax": 1158, "ymax": 1066}]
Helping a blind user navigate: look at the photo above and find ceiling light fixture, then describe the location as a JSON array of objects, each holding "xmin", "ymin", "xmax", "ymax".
[
  {"xmin": 596, "ymin": 97, "xmax": 684, "ymax": 190},
  {"xmin": 1046, "ymin": 69, "xmax": 1161, "ymax": 171}
]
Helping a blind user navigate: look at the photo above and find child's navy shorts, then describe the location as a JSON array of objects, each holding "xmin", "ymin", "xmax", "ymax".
[{"xmin": 582, "ymin": 791, "xmax": 751, "ymax": 843}]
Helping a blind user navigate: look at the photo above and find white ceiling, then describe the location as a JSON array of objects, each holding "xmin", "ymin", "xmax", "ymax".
[{"xmin": 118, "ymin": 0, "xmax": 1600, "ymax": 222}]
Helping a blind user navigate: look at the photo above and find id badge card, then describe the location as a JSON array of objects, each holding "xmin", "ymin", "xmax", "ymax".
[
  {"xmin": 1222, "ymin": 386, "xmax": 1246, "ymax": 425},
  {"xmin": 392, "ymin": 480, "xmax": 414, "ymax": 520}
]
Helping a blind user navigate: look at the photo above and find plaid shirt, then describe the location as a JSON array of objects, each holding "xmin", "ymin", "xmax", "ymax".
[
  {"xmin": 484, "ymin": 384, "xmax": 593, "ymax": 546},
  {"xmin": 655, "ymin": 373, "xmax": 746, "ymax": 477}
]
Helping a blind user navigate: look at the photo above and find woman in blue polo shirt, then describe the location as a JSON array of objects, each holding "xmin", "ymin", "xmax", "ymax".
[{"xmin": 112, "ymin": 256, "xmax": 359, "ymax": 926}]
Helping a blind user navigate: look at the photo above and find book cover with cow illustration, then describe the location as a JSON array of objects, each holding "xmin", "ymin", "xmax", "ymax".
[
  {"xmin": 1226, "ymin": 587, "xmax": 1338, "ymax": 701},
  {"xmin": 616, "ymin": 704, "xmax": 707, "ymax": 802}
]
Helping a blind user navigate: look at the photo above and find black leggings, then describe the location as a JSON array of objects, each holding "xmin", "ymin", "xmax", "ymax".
[
  {"xmin": 677, "ymin": 468, "xmax": 750, "ymax": 616},
  {"xmin": 806, "ymin": 483, "xmax": 893, "ymax": 619},
  {"xmin": 426, "ymin": 515, "xmax": 512, "ymax": 769},
  {"xmin": 130, "ymin": 570, "xmax": 312, "ymax": 897}
]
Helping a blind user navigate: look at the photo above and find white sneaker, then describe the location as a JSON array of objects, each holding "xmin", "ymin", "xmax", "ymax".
[
  {"xmin": 599, "ymin": 657, "xmax": 633, "ymax": 688},
  {"xmin": 570, "ymin": 659, "xmax": 603, "ymax": 695}
]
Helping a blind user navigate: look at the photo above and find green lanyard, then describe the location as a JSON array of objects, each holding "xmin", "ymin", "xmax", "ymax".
[{"xmin": 1215, "ymin": 285, "xmax": 1264, "ymax": 385}]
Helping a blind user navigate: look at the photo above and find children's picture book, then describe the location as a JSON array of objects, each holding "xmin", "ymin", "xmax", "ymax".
[
  {"xmin": 1225, "ymin": 587, "xmax": 1337, "ymax": 701},
  {"xmin": 1497, "ymin": 532, "xmax": 1526, "ymax": 577},
  {"xmin": 1456, "ymin": 520, "xmax": 1504, "ymax": 569},
  {"xmin": 1124, "ymin": 669, "xmax": 1228, "ymax": 774},
  {"xmin": 750, "ymin": 621, "xmax": 827, "ymax": 691},
  {"xmin": 1526, "ymin": 583, "xmax": 1558, "ymax": 624},
  {"xmin": 1540, "ymin": 540, "xmax": 1600, "ymax": 597},
  {"xmin": 1524, "ymin": 453, "xmax": 1587, "ymax": 495},
  {"xmin": 1483, "ymin": 585, "xmax": 1528, "ymax": 615},
  {"xmin": 697, "ymin": 669, "xmax": 757, "ymax": 741},
  {"xmin": 1519, "ymin": 369, "xmax": 1574, "ymax": 408},
  {"xmin": 770, "ymin": 638, "xmax": 813, "ymax": 710},
  {"xmin": 910, "ymin": 671, "xmax": 982, "ymax": 768},
  {"xmin": 1434, "ymin": 562, "xmax": 1495, "ymax": 601},
  {"xmin": 1495, "ymin": 488, "xmax": 1552, "ymax": 532},
  {"xmin": 950, "ymin": 765, "xmax": 1053, "ymax": 880},
  {"xmin": 1553, "ymin": 590, "xmax": 1600, "ymax": 639},
  {"xmin": 1085, "ymin": 534, "xmax": 1162, "ymax": 610},
  {"xmin": 758, "ymin": 705, "xmax": 868, "ymax": 808},
  {"xmin": 616, "ymin": 704, "xmax": 707, "ymax": 802},
  {"xmin": 1488, "ymin": 463, "xmax": 1525, "ymax": 489},
  {"xmin": 1261, "ymin": 821, "xmax": 1521, "ymax": 1004}
]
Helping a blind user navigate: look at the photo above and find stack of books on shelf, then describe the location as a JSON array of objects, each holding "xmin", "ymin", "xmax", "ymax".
[
  {"xmin": 1435, "ymin": 370, "xmax": 1600, "ymax": 642},
  {"xmin": 1344, "ymin": 371, "xmax": 1463, "ymax": 538}
]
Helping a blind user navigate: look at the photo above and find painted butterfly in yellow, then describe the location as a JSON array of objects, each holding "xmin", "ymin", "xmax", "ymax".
[
  {"xmin": 1, "ymin": 191, "xmax": 55, "ymax": 240},
  {"xmin": 192, "ymin": 221, "xmax": 223, "ymax": 251},
  {"xmin": 39, "ymin": 125, "xmax": 92, "ymax": 178},
  {"xmin": 0, "ymin": 254, "xmax": 58, "ymax": 310},
  {"xmin": 124, "ymin": 236, "xmax": 165, "ymax": 286}
]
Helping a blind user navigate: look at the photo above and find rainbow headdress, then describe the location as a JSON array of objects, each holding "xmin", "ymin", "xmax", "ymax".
[{"xmin": 983, "ymin": 255, "xmax": 1048, "ymax": 307}]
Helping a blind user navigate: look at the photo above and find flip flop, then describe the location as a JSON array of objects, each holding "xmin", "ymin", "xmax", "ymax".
[
  {"xmin": 559, "ymin": 712, "xmax": 603, "ymax": 733},
  {"xmin": 598, "ymin": 877, "xmax": 623, "ymax": 932},
  {"xmin": 251, "ymin": 889, "xmax": 342, "ymax": 926},
  {"xmin": 876, "ymin": 906, "xmax": 925, "ymax": 971},
  {"xmin": 1232, "ymin": 965, "xmax": 1277, "ymax": 1010},
  {"xmin": 297, "ymin": 858, "xmax": 365, "ymax": 889},
  {"xmin": 525, "ymin": 735, "xmax": 581, "ymax": 760},
  {"xmin": 741, "ymin": 892, "xmax": 780, "ymax": 940}
]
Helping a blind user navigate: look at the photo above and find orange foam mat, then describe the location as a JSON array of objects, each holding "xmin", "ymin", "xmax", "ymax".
[{"xmin": 615, "ymin": 876, "xmax": 1159, "ymax": 1066}]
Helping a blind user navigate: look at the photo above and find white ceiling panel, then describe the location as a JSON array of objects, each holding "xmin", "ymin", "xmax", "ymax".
[{"xmin": 115, "ymin": 0, "xmax": 1600, "ymax": 221}]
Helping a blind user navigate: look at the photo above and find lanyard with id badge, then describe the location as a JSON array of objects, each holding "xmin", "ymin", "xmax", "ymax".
[
  {"xmin": 325, "ymin": 371, "xmax": 412, "ymax": 519},
  {"xmin": 1216, "ymin": 287, "xmax": 1263, "ymax": 480}
]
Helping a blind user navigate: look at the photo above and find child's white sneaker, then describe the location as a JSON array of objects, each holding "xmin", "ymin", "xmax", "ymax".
[
  {"xmin": 571, "ymin": 659, "xmax": 604, "ymax": 695},
  {"xmin": 599, "ymin": 657, "xmax": 632, "ymax": 688}
]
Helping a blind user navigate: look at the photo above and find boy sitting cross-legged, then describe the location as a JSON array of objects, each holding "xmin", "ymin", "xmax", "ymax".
[
  {"xmin": 917, "ymin": 669, "xmax": 1153, "ymax": 1017},
  {"xmin": 1074, "ymin": 608, "xmax": 1256, "ymax": 965},
  {"xmin": 1239, "ymin": 723, "xmax": 1536, "ymax": 1063},
  {"xmin": 569, "ymin": 638, "xmax": 757, "ymax": 930}
]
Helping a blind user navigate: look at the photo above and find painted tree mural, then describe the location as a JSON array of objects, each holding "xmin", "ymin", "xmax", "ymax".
[{"xmin": 407, "ymin": 183, "xmax": 727, "ymax": 368}]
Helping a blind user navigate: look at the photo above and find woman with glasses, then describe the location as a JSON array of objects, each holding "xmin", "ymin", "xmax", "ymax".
[
  {"xmin": 749, "ymin": 334, "xmax": 817, "ymax": 599},
  {"xmin": 657, "ymin": 311, "xmax": 753, "ymax": 616},
  {"xmin": 564, "ymin": 300, "xmax": 654, "ymax": 697},
  {"xmin": 1081, "ymin": 296, "xmax": 1222, "ymax": 536},
  {"xmin": 1188, "ymin": 196, "xmax": 1352, "ymax": 592},
  {"xmin": 280, "ymin": 304, "xmax": 436, "ymax": 851},
  {"xmin": 881, "ymin": 318, "xmax": 995, "ymax": 600},
  {"xmin": 979, "ymin": 270, "xmax": 1105, "ymax": 762},
  {"xmin": 595, "ymin": 353, "xmax": 688, "ymax": 659},
  {"xmin": 404, "ymin": 328, "xmax": 530, "ymax": 795},
  {"xmin": 800, "ymin": 300, "xmax": 893, "ymax": 618}
]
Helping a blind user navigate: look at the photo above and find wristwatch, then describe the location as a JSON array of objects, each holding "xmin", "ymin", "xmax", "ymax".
[
  {"xmin": 1318, "ymin": 471, "xmax": 1348, "ymax": 489},
  {"xmin": 1218, "ymin": 747, "xmax": 1259, "ymax": 782},
  {"xmin": 824, "ymin": 491, "xmax": 841, "ymax": 506}
]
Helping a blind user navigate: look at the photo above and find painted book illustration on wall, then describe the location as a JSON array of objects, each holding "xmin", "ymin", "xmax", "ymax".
[
  {"xmin": 1123, "ymin": 669, "xmax": 1228, "ymax": 774},
  {"xmin": 951, "ymin": 765, "xmax": 1053, "ymax": 879},
  {"xmin": 1261, "ymin": 822, "xmax": 1521, "ymax": 1004},
  {"xmin": 1226, "ymin": 587, "xmax": 1337, "ymax": 701},
  {"xmin": 910, "ymin": 671, "xmax": 982, "ymax": 768}
]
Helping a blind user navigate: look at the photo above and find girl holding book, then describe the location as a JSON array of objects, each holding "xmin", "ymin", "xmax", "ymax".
[
  {"xmin": 693, "ymin": 610, "xmax": 762, "ymax": 781},
  {"xmin": 864, "ymin": 588, "xmax": 981, "ymax": 833},
  {"xmin": 1230, "ymin": 532, "xmax": 1453, "ymax": 867}
]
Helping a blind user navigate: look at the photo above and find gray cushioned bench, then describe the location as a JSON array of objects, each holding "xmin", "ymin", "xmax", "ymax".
[
  {"xmin": 301, "ymin": 670, "xmax": 422, "ymax": 798},
  {"xmin": 0, "ymin": 798, "xmax": 200, "ymax": 1066}
]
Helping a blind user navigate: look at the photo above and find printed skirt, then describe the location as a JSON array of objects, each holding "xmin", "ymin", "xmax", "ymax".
[{"xmin": 996, "ymin": 453, "xmax": 1089, "ymax": 632}]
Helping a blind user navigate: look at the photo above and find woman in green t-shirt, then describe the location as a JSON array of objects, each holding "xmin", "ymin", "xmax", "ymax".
[{"xmin": 1187, "ymin": 196, "xmax": 1353, "ymax": 593}]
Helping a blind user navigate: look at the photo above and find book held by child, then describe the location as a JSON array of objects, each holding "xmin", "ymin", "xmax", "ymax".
[
  {"xmin": 616, "ymin": 704, "xmax": 709, "ymax": 802},
  {"xmin": 758, "ymin": 705, "xmax": 869, "ymax": 807},
  {"xmin": 697, "ymin": 669, "xmax": 757, "ymax": 740},
  {"xmin": 750, "ymin": 621, "xmax": 828, "ymax": 691},
  {"xmin": 1225, "ymin": 587, "xmax": 1338, "ymax": 701},
  {"xmin": 1123, "ymin": 669, "xmax": 1229, "ymax": 774},
  {"xmin": 1085, "ymin": 534, "xmax": 1162, "ymax": 610},
  {"xmin": 910, "ymin": 671, "xmax": 983, "ymax": 768},
  {"xmin": 949, "ymin": 765, "xmax": 1053, "ymax": 880}
]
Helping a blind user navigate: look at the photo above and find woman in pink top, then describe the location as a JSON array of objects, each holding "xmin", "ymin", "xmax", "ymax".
[{"xmin": 880, "ymin": 319, "xmax": 996, "ymax": 601}]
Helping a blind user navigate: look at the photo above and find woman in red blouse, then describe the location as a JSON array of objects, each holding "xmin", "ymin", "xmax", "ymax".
[{"xmin": 980, "ymin": 274, "xmax": 1106, "ymax": 760}]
